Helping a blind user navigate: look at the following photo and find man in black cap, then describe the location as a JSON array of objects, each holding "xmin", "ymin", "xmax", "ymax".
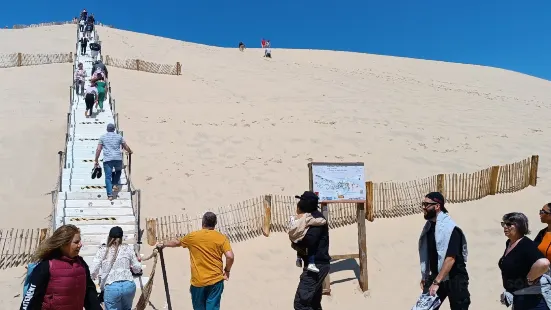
[
  {"xmin": 418, "ymin": 192, "xmax": 470, "ymax": 310},
  {"xmin": 292, "ymin": 191, "xmax": 330, "ymax": 310}
]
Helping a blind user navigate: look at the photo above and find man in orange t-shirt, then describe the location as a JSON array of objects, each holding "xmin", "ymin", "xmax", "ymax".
[{"xmin": 157, "ymin": 212, "xmax": 235, "ymax": 310}]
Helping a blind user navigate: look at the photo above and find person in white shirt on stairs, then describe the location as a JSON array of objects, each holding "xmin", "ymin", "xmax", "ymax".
[{"xmin": 90, "ymin": 226, "xmax": 142, "ymax": 310}]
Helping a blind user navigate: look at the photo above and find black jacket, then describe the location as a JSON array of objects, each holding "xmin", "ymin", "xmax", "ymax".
[{"xmin": 296, "ymin": 210, "xmax": 331, "ymax": 264}]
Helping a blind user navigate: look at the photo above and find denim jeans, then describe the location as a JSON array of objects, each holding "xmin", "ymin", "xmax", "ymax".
[
  {"xmin": 103, "ymin": 160, "xmax": 123, "ymax": 197},
  {"xmin": 104, "ymin": 280, "xmax": 136, "ymax": 310},
  {"xmin": 190, "ymin": 280, "xmax": 224, "ymax": 310}
]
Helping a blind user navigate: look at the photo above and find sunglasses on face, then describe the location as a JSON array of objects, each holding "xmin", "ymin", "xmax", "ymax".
[
  {"xmin": 421, "ymin": 202, "xmax": 438, "ymax": 208},
  {"xmin": 501, "ymin": 222, "xmax": 514, "ymax": 228},
  {"xmin": 540, "ymin": 210, "xmax": 551, "ymax": 215}
]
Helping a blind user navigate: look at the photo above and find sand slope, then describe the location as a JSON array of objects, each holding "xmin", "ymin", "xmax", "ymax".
[{"xmin": 0, "ymin": 24, "xmax": 550, "ymax": 309}]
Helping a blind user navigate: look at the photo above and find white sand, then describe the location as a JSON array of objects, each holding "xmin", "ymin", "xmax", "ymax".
[{"xmin": 0, "ymin": 24, "xmax": 550, "ymax": 309}]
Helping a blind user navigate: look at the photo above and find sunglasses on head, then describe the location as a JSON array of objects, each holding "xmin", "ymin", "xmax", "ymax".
[
  {"xmin": 501, "ymin": 222, "xmax": 514, "ymax": 228},
  {"xmin": 540, "ymin": 210, "xmax": 551, "ymax": 215}
]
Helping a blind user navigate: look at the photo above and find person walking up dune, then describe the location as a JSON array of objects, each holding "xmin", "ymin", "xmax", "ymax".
[
  {"xmin": 20, "ymin": 224, "xmax": 102, "ymax": 310},
  {"xmin": 90, "ymin": 226, "xmax": 142, "ymax": 310},
  {"xmin": 92, "ymin": 73, "xmax": 106, "ymax": 112},
  {"xmin": 84, "ymin": 82, "xmax": 98, "ymax": 118},
  {"xmin": 157, "ymin": 212, "xmax": 235, "ymax": 310},
  {"xmin": 94, "ymin": 123, "xmax": 133, "ymax": 201},
  {"xmin": 418, "ymin": 192, "xmax": 470, "ymax": 310},
  {"xmin": 74, "ymin": 62, "xmax": 87, "ymax": 96}
]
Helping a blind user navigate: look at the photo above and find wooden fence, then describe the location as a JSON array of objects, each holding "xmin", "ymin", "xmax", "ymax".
[
  {"xmin": 104, "ymin": 55, "xmax": 181, "ymax": 76},
  {"xmin": 0, "ymin": 228, "xmax": 48, "ymax": 269},
  {"xmin": 146, "ymin": 155, "xmax": 539, "ymax": 245},
  {"xmin": 0, "ymin": 52, "xmax": 73, "ymax": 69}
]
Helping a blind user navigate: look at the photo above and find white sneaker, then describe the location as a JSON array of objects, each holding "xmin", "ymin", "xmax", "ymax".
[{"xmin": 307, "ymin": 263, "xmax": 319, "ymax": 273}]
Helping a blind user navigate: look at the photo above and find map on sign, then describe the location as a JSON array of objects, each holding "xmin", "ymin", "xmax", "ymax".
[{"xmin": 311, "ymin": 163, "xmax": 366, "ymax": 202}]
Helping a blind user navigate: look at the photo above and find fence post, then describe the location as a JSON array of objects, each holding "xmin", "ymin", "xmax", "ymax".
[
  {"xmin": 530, "ymin": 155, "xmax": 539, "ymax": 186},
  {"xmin": 136, "ymin": 59, "xmax": 140, "ymax": 71},
  {"xmin": 489, "ymin": 165, "xmax": 500, "ymax": 195},
  {"xmin": 356, "ymin": 202, "xmax": 369, "ymax": 292},
  {"xmin": 437, "ymin": 174, "xmax": 445, "ymax": 195},
  {"xmin": 146, "ymin": 218, "xmax": 158, "ymax": 246},
  {"xmin": 365, "ymin": 181, "xmax": 374, "ymax": 222},
  {"xmin": 39, "ymin": 228, "xmax": 48, "ymax": 244},
  {"xmin": 17, "ymin": 53, "xmax": 22, "ymax": 67},
  {"xmin": 176, "ymin": 62, "xmax": 181, "ymax": 75},
  {"xmin": 69, "ymin": 52, "xmax": 73, "ymax": 62},
  {"xmin": 262, "ymin": 195, "xmax": 272, "ymax": 237}
]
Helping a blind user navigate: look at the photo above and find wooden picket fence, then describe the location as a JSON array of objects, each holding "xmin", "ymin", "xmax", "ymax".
[
  {"xmin": 146, "ymin": 155, "xmax": 539, "ymax": 245},
  {"xmin": 0, "ymin": 228, "xmax": 48, "ymax": 270}
]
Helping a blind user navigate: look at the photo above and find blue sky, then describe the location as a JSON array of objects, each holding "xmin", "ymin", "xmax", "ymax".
[{"xmin": 1, "ymin": 0, "xmax": 550, "ymax": 80}]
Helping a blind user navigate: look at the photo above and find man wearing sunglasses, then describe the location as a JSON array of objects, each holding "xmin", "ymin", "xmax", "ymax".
[{"xmin": 417, "ymin": 192, "xmax": 471, "ymax": 310}]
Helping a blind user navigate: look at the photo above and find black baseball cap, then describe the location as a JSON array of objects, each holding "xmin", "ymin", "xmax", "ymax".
[
  {"xmin": 295, "ymin": 191, "xmax": 319, "ymax": 202},
  {"xmin": 109, "ymin": 226, "xmax": 124, "ymax": 238},
  {"xmin": 425, "ymin": 192, "xmax": 448, "ymax": 213}
]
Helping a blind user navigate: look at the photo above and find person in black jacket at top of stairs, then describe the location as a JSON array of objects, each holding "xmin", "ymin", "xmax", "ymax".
[{"xmin": 292, "ymin": 191, "xmax": 331, "ymax": 310}]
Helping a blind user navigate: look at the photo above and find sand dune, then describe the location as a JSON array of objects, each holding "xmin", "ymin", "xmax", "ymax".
[{"xmin": 0, "ymin": 24, "xmax": 550, "ymax": 309}]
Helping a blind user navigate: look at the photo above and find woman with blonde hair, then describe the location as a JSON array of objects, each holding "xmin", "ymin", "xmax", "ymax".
[
  {"xmin": 90, "ymin": 226, "xmax": 142, "ymax": 310},
  {"xmin": 20, "ymin": 224, "xmax": 101, "ymax": 310}
]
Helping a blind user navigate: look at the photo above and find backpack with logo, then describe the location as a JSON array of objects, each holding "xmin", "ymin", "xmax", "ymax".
[{"xmin": 22, "ymin": 261, "xmax": 52, "ymax": 297}]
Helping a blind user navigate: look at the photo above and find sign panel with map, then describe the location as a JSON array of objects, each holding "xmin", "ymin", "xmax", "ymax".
[{"xmin": 309, "ymin": 162, "xmax": 366, "ymax": 203}]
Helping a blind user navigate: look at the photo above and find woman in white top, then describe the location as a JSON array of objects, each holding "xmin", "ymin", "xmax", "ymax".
[
  {"xmin": 73, "ymin": 62, "xmax": 87, "ymax": 95},
  {"xmin": 90, "ymin": 226, "xmax": 142, "ymax": 310}
]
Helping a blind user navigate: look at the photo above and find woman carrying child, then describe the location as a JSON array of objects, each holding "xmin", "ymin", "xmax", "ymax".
[{"xmin": 289, "ymin": 193, "xmax": 327, "ymax": 273}]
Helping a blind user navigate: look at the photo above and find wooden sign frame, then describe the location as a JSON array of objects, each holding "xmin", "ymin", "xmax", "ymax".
[{"xmin": 307, "ymin": 162, "xmax": 369, "ymax": 294}]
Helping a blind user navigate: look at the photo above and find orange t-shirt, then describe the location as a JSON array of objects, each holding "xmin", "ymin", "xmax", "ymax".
[
  {"xmin": 537, "ymin": 232, "xmax": 551, "ymax": 260},
  {"xmin": 180, "ymin": 229, "xmax": 232, "ymax": 287}
]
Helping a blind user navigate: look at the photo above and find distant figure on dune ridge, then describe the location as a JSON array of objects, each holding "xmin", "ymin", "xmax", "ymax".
[
  {"xmin": 238, "ymin": 42, "xmax": 245, "ymax": 52},
  {"xmin": 417, "ymin": 192, "xmax": 471, "ymax": 310},
  {"xmin": 292, "ymin": 191, "xmax": 330, "ymax": 310},
  {"xmin": 94, "ymin": 123, "xmax": 133, "ymax": 201},
  {"xmin": 261, "ymin": 38, "xmax": 266, "ymax": 48},
  {"xmin": 156, "ymin": 212, "xmax": 235, "ymax": 310}
]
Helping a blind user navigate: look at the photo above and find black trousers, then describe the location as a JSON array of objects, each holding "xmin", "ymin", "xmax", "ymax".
[
  {"xmin": 80, "ymin": 43, "xmax": 86, "ymax": 55},
  {"xmin": 423, "ymin": 274, "xmax": 471, "ymax": 310},
  {"xmin": 85, "ymin": 94, "xmax": 95, "ymax": 115},
  {"xmin": 79, "ymin": 24, "xmax": 84, "ymax": 32},
  {"xmin": 294, "ymin": 264, "xmax": 330, "ymax": 310}
]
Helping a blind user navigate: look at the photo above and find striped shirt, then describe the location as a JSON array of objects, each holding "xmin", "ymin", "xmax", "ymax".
[{"xmin": 99, "ymin": 132, "xmax": 125, "ymax": 162}]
